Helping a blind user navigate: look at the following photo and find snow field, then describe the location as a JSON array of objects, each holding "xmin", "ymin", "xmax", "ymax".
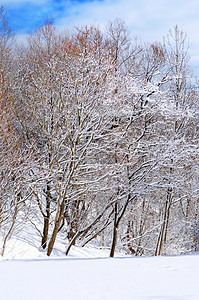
[{"xmin": 1, "ymin": 250, "xmax": 199, "ymax": 300}]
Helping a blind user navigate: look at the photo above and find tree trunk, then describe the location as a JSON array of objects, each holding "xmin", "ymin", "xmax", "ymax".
[
  {"xmin": 110, "ymin": 223, "xmax": 118, "ymax": 257},
  {"xmin": 110, "ymin": 202, "xmax": 118, "ymax": 257},
  {"xmin": 41, "ymin": 182, "xmax": 51, "ymax": 249},
  {"xmin": 41, "ymin": 215, "xmax": 50, "ymax": 249},
  {"xmin": 47, "ymin": 201, "xmax": 65, "ymax": 256},
  {"xmin": 66, "ymin": 231, "xmax": 81, "ymax": 256},
  {"xmin": 155, "ymin": 188, "xmax": 172, "ymax": 256},
  {"xmin": 1, "ymin": 193, "xmax": 20, "ymax": 256}
]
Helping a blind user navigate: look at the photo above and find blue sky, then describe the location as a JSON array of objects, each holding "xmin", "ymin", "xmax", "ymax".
[{"xmin": 4, "ymin": 0, "xmax": 199, "ymax": 71}]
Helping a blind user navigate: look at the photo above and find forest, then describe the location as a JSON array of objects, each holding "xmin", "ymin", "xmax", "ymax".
[{"xmin": 0, "ymin": 4, "xmax": 198, "ymax": 257}]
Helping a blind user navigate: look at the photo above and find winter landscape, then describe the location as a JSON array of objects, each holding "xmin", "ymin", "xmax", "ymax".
[{"xmin": 1, "ymin": 0, "xmax": 199, "ymax": 299}]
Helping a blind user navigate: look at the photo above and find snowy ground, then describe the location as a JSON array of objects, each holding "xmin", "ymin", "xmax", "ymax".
[{"xmin": 0, "ymin": 240, "xmax": 199, "ymax": 300}]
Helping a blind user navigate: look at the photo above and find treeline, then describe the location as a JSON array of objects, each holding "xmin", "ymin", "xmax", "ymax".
[{"xmin": 0, "ymin": 5, "xmax": 198, "ymax": 257}]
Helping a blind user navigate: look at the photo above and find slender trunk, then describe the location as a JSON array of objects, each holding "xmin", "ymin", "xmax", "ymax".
[
  {"xmin": 193, "ymin": 197, "xmax": 199, "ymax": 251},
  {"xmin": 66, "ymin": 231, "xmax": 81, "ymax": 256},
  {"xmin": 110, "ymin": 223, "xmax": 118, "ymax": 257},
  {"xmin": 1, "ymin": 193, "xmax": 20, "ymax": 257},
  {"xmin": 155, "ymin": 188, "xmax": 172, "ymax": 256},
  {"xmin": 126, "ymin": 220, "xmax": 136, "ymax": 255},
  {"xmin": 163, "ymin": 193, "xmax": 171, "ymax": 245},
  {"xmin": 185, "ymin": 199, "xmax": 191, "ymax": 219},
  {"xmin": 47, "ymin": 201, "xmax": 65, "ymax": 256},
  {"xmin": 41, "ymin": 182, "xmax": 51, "ymax": 249},
  {"xmin": 155, "ymin": 222, "xmax": 164, "ymax": 256},
  {"xmin": 136, "ymin": 198, "xmax": 146, "ymax": 256},
  {"xmin": 41, "ymin": 215, "xmax": 50, "ymax": 249},
  {"xmin": 109, "ymin": 193, "xmax": 135, "ymax": 257},
  {"xmin": 110, "ymin": 202, "xmax": 118, "ymax": 257}
]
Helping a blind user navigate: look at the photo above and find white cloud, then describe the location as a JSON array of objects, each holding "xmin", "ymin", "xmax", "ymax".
[
  {"xmin": 54, "ymin": 0, "xmax": 199, "ymax": 70},
  {"xmin": 10, "ymin": 0, "xmax": 199, "ymax": 71}
]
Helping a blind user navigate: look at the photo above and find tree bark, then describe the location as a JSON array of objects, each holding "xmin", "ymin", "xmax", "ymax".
[
  {"xmin": 110, "ymin": 202, "xmax": 118, "ymax": 257},
  {"xmin": 47, "ymin": 201, "xmax": 65, "ymax": 256},
  {"xmin": 155, "ymin": 188, "xmax": 172, "ymax": 256},
  {"xmin": 41, "ymin": 182, "xmax": 51, "ymax": 249},
  {"xmin": 110, "ymin": 223, "xmax": 118, "ymax": 257}
]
